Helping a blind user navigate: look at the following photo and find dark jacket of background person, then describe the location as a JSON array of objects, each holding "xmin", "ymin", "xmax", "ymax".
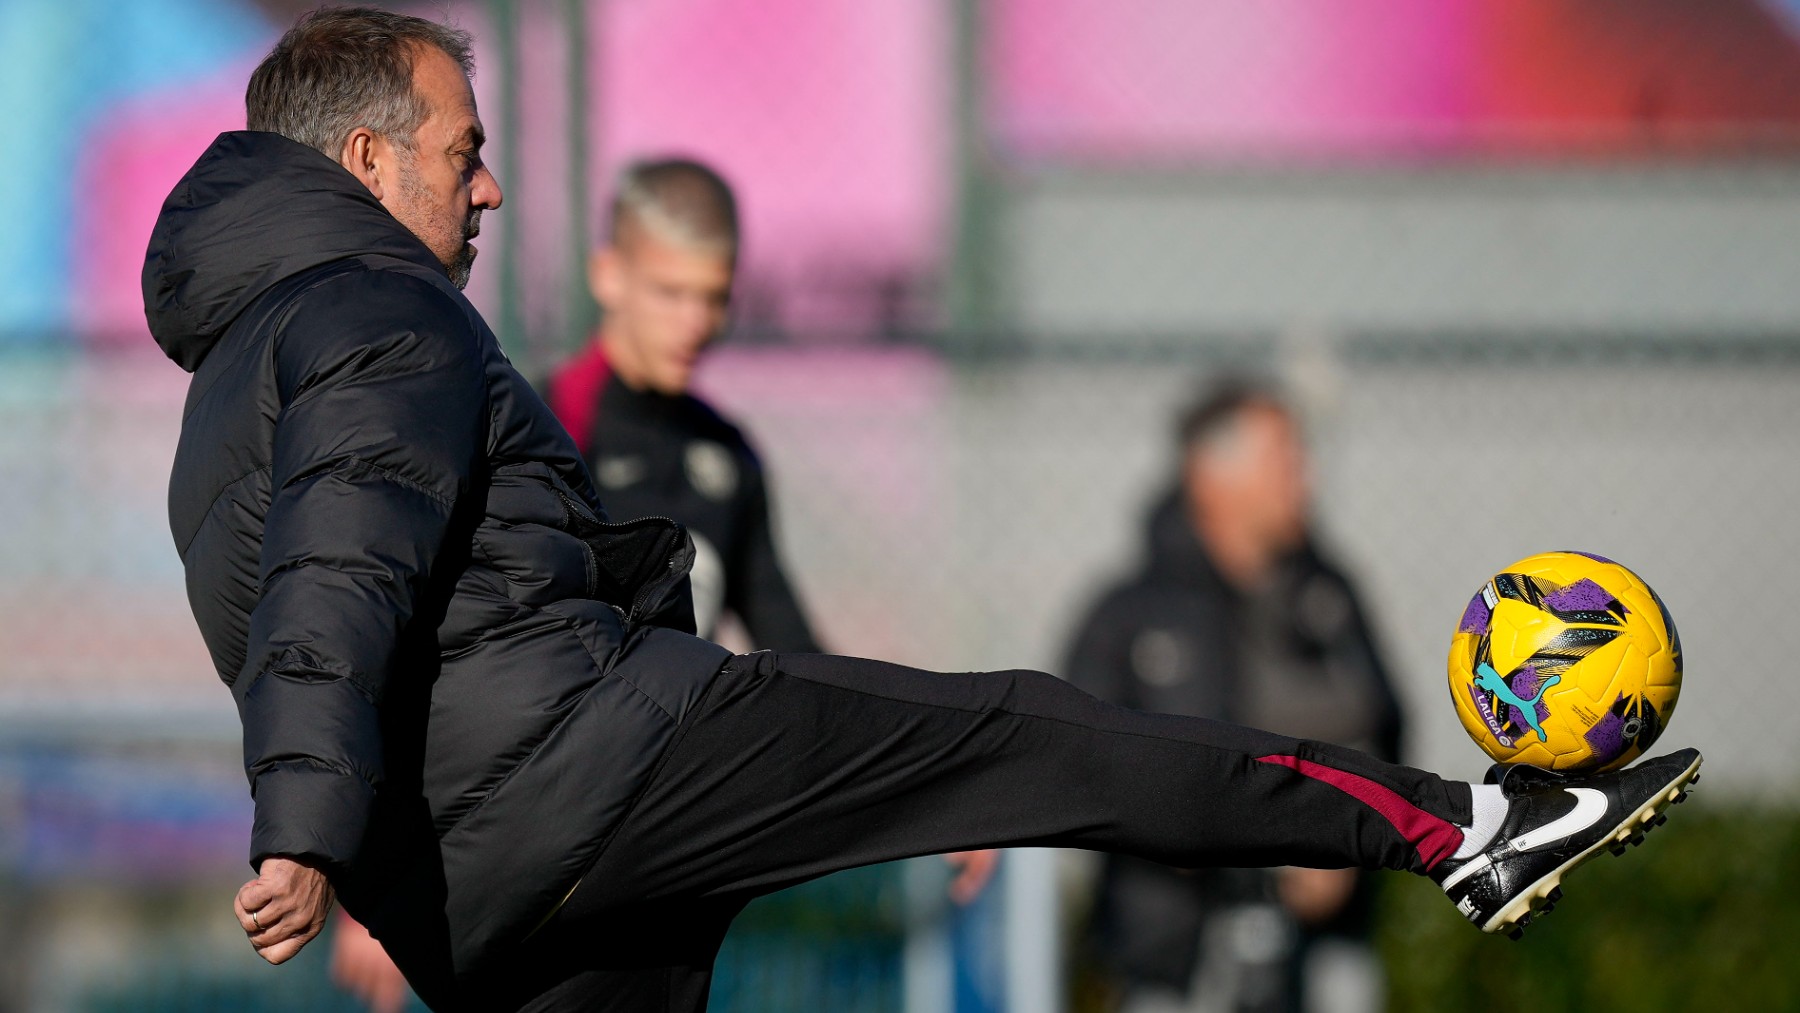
[
  {"xmin": 546, "ymin": 346, "xmax": 820, "ymax": 651},
  {"xmin": 144, "ymin": 132, "xmax": 730, "ymax": 1004},
  {"xmin": 1064, "ymin": 491, "xmax": 1405, "ymax": 1005}
]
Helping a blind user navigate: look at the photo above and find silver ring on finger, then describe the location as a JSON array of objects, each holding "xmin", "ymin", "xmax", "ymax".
[{"xmin": 250, "ymin": 910, "xmax": 263, "ymax": 932}]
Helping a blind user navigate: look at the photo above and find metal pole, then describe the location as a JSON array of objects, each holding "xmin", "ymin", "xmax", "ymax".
[
  {"xmin": 948, "ymin": 0, "xmax": 1000, "ymax": 343},
  {"xmin": 1003, "ymin": 849, "xmax": 1063, "ymax": 1013},
  {"xmin": 487, "ymin": 0, "xmax": 525, "ymax": 363},
  {"xmin": 951, "ymin": 8, "xmax": 1060, "ymax": 1010},
  {"xmin": 564, "ymin": 0, "xmax": 596, "ymax": 352},
  {"xmin": 904, "ymin": 859, "xmax": 955, "ymax": 1013}
]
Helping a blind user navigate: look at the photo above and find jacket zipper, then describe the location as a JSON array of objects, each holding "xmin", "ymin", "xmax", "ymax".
[
  {"xmin": 551, "ymin": 487, "xmax": 684, "ymax": 625},
  {"xmin": 623, "ymin": 514, "xmax": 684, "ymax": 624}
]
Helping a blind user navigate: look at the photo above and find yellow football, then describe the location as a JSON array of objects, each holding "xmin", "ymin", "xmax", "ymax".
[{"xmin": 1447, "ymin": 551, "xmax": 1682, "ymax": 772}]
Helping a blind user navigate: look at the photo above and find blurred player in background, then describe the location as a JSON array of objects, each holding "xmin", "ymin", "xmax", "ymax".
[
  {"xmin": 1067, "ymin": 383, "xmax": 1405, "ymax": 1013},
  {"xmin": 541, "ymin": 153, "xmax": 995, "ymax": 898},
  {"xmin": 545, "ymin": 158, "xmax": 818, "ymax": 651}
]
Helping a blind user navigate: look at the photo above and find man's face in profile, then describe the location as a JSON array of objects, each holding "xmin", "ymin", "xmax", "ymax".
[
  {"xmin": 383, "ymin": 46, "xmax": 503, "ymax": 288},
  {"xmin": 590, "ymin": 226, "xmax": 736, "ymax": 395}
]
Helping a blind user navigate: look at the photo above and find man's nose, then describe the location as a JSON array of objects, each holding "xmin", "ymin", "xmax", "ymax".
[
  {"xmin": 679, "ymin": 300, "xmax": 722, "ymax": 341},
  {"xmin": 472, "ymin": 165, "xmax": 503, "ymax": 210}
]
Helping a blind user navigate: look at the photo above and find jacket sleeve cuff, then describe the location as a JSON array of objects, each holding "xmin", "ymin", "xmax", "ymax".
[{"xmin": 248, "ymin": 761, "xmax": 376, "ymax": 872}]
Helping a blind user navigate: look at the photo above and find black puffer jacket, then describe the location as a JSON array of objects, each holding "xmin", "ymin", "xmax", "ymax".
[{"xmin": 144, "ymin": 132, "xmax": 730, "ymax": 1001}]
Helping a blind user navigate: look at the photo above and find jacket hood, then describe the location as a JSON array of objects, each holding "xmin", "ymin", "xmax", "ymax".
[
  {"xmin": 143, "ymin": 131, "xmax": 446, "ymax": 372},
  {"xmin": 1141, "ymin": 486, "xmax": 1215, "ymax": 584}
]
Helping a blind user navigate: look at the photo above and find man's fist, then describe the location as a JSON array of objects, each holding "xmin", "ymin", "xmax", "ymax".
[{"xmin": 235, "ymin": 855, "xmax": 335, "ymax": 964}]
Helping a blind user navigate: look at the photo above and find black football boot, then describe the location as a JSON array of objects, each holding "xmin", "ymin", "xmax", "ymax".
[{"xmin": 1430, "ymin": 747, "xmax": 1702, "ymax": 938}]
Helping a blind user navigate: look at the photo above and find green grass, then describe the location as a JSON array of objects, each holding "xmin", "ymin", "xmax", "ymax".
[{"xmin": 1378, "ymin": 802, "xmax": 1800, "ymax": 1013}]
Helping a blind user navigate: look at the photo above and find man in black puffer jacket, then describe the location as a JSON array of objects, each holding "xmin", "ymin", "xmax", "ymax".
[
  {"xmin": 143, "ymin": 9, "xmax": 1701, "ymax": 1012},
  {"xmin": 1065, "ymin": 387, "xmax": 1407, "ymax": 1013},
  {"xmin": 147, "ymin": 12, "xmax": 729, "ymax": 1006}
]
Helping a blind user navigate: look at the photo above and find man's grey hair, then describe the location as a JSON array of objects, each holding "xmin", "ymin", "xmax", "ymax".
[
  {"xmin": 608, "ymin": 158, "xmax": 739, "ymax": 256},
  {"xmin": 247, "ymin": 6, "xmax": 474, "ymax": 158}
]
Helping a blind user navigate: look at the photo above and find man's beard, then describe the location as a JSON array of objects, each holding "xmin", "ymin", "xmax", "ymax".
[
  {"xmin": 449, "ymin": 210, "xmax": 481, "ymax": 290},
  {"xmin": 395, "ymin": 152, "xmax": 481, "ymax": 290}
]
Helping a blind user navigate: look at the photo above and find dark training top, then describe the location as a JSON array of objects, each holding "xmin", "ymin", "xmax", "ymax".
[
  {"xmin": 143, "ymin": 131, "xmax": 731, "ymax": 1005},
  {"xmin": 546, "ymin": 345, "xmax": 820, "ymax": 653}
]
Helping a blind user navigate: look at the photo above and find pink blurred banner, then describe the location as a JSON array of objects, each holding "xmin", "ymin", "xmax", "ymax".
[
  {"xmin": 988, "ymin": 0, "xmax": 1800, "ymax": 161},
  {"xmin": 64, "ymin": 0, "xmax": 1800, "ymax": 349}
]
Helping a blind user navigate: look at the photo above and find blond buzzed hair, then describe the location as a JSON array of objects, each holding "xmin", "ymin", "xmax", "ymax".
[{"xmin": 608, "ymin": 158, "xmax": 739, "ymax": 257}]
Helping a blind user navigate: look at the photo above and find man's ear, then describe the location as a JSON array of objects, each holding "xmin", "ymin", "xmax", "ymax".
[
  {"xmin": 589, "ymin": 246, "xmax": 624, "ymax": 310},
  {"xmin": 338, "ymin": 127, "xmax": 387, "ymax": 201}
]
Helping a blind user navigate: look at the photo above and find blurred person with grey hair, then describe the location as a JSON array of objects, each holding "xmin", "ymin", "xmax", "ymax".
[
  {"xmin": 141, "ymin": 7, "xmax": 1702, "ymax": 1012},
  {"xmin": 1065, "ymin": 383, "xmax": 1406, "ymax": 1013}
]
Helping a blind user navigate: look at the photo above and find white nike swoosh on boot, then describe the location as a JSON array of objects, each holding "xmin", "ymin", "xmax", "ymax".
[{"xmin": 1511, "ymin": 788, "xmax": 1610, "ymax": 851}]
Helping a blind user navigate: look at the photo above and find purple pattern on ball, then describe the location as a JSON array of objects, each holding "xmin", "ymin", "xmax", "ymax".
[
  {"xmin": 1458, "ymin": 594, "xmax": 1491, "ymax": 634},
  {"xmin": 1505, "ymin": 665, "xmax": 1551, "ymax": 727},
  {"xmin": 1585, "ymin": 708, "xmax": 1628, "ymax": 765},
  {"xmin": 1567, "ymin": 550, "xmax": 1616, "ymax": 564},
  {"xmin": 1545, "ymin": 578, "xmax": 1621, "ymax": 614}
]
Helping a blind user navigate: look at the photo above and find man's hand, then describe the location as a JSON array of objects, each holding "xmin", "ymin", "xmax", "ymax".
[
  {"xmin": 332, "ymin": 911, "xmax": 412, "ymax": 1013},
  {"xmin": 1275, "ymin": 866, "xmax": 1356, "ymax": 927},
  {"xmin": 235, "ymin": 855, "xmax": 335, "ymax": 964},
  {"xmin": 944, "ymin": 849, "xmax": 1000, "ymax": 905}
]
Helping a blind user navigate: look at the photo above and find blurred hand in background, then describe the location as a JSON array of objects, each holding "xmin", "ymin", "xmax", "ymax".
[
  {"xmin": 946, "ymin": 849, "xmax": 1000, "ymax": 905},
  {"xmin": 331, "ymin": 912, "xmax": 412, "ymax": 1013},
  {"xmin": 1277, "ymin": 866, "xmax": 1358, "ymax": 927}
]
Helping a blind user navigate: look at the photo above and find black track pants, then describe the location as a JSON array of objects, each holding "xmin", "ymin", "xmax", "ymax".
[{"xmin": 474, "ymin": 651, "xmax": 1472, "ymax": 1012}]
